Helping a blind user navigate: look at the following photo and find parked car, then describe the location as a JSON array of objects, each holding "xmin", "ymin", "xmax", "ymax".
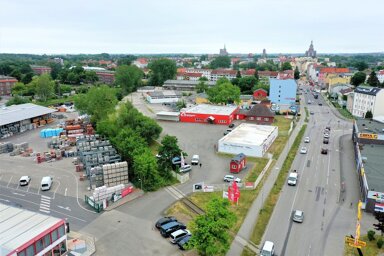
[
  {"xmin": 326, "ymin": 126, "xmax": 331, "ymax": 131},
  {"xmin": 179, "ymin": 164, "xmax": 192, "ymax": 173},
  {"xmin": 169, "ymin": 229, "xmax": 191, "ymax": 244},
  {"xmin": 229, "ymin": 123, "xmax": 235, "ymax": 128},
  {"xmin": 177, "ymin": 235, "xmax": 192, "ymax": 250},
  {"xmin": 191, "ymin": 155, "xmax": 199, "ymax": 165},
  {"xmin": 292, "ymin": 210, "xmax": 304, "ymax": 223},
  {"xmin": 300, "ymin": 147, "xmax": 307, "ymax": 154},
  {"xmin": 223, "ymin": 175, "xmax": 241, "ymax": 183},
  {"xmin": 160, "ymin": 221, "xmax": 186, "ymax": 238},
  {"xmin": 323, "ymin": 138, "xmax": 329, "ymax": 144},
  {"xmin": 172, "ymin": 156, "xmax": 182, "ymax": 165},
  {"xmin": 310, "ymin": 111, "xmax": 314, "ymax": 115},
  {"xmin": 321, "ymin": 148, "xmax": 328, "ymax": 155},
  {"xmin": 323, "ymin": 133, "xmax": 330, "ymax": 138},
  {"xmin": 19, "ymin": 176, "xmax": 31, "ymax": 186},
  {"xmin": 156, "ymin": 216, "xmax": 177, "ymax": 229},
  {"xmin": 304, "ymin": 137, "xmax": 310, "ymax": 143},
  {"xmin": 318, "ymin": 103, "xmax": 323, "ymax": 106},
  {"xmin": 41, "ymin": 176, "xmax": 53, "ymax": 191}
]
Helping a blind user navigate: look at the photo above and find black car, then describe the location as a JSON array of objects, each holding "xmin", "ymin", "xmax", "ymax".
[
  {"xmin": 160, "ymin": 221, "xmax": 186, "ymax": 238},
  {"xmin": 321, "ymin": 148, "xmax": 328, "ymax": 155},
  {"xmin": 177, "ymin": 235, "xmax": 192, "ymax": 250},
  {"xmin": 323, "ymin": 138, "xmax": 329, "ymax": 144},
  {"xmin": 155, "ymin": 216, "xmax": 177, "ymax": 229},
  {"xmin": 228, "ymin": 123, "xmax": 235, "ymax": 128},
  {"xmin": 318, "ymin": 103, "xmax": 322, "ymax": 106}
]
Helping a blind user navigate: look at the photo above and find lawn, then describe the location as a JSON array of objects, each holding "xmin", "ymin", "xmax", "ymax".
[
  {"xmin": 246, "ymin": 124, "xmax": 307, "ymax": 252},
  {"xmin": 244, "ymin": 158, "xmax": 269, "ymax": 183},
  {"xmin": 344, "ymin": 235, "xmax": 384, "ymax": 256},
  {"xmin": 34, "ymin": 95, "xmax": 77, "ymax": 107},
  {"xmin": 267, "ymin": 116, "xmax": 292, "ymax": 159}
]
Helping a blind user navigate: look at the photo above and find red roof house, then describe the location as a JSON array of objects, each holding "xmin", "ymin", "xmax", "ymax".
[{"xmin": 253, "ymin": 88, "xmax": 268, "ymax": 99}]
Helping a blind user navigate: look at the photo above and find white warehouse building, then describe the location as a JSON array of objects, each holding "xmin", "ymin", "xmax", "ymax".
[{"xmin": 218, "ymin": 123, "xmax": 278, "ymax": 157}]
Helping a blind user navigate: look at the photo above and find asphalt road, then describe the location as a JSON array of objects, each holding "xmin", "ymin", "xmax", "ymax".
[{"xmin": 262, "ymin": 86, "xmax": 358, "ymax": 256}]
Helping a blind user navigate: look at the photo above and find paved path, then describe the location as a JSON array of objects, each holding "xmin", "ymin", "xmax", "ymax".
[{"xmin": 226, "ymin": 100, "xmax": 306, "ymax": 256}]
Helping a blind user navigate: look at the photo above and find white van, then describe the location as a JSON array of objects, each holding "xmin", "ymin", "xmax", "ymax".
[
  {"xmin": 191, "ymin": 155, "xmax": 200, "ymax": 165},
  {"xmin": 261, "ymin": 241, "xmax": 275, "ymax": 256},
  {"xmin": 287, "ymin": 172, "xmax": 298, "ymax": 186},
  {"xmin": 41, "ymin": 176, "xmax": 53, "ymax": 191}
]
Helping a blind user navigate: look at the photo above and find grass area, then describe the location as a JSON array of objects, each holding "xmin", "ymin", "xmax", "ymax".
[
  {"xmin": 149, "ymin": 140, "xmax": 161, "ymax": 155},
  {"xmin": 34, "ymin": 95, "xmax": 77, "ymax": 107},
  {"xmin": 325, "ymin": 96, "xmax": 355, "ymax": 120},
  {"xmin": 244, "ymin": 158, "xmax": 269, "ymax": 183},
  {"xmin": 247, "ymin": 124, "xmax": 307, "ymax": 249},
  {"xmin": 273, "ymin": 116, "xmax": 292, "ymax": 135},
  {"xmin": 304, "ymin": 107, "xmax": 309, "ymax": 122},
  {"xmin": 344, "ymin": 235, "xmax": 384, "ymax": 256},
  {"xmin": 267, "ymin": 116, "xmax": 292, "ymax": 159}
]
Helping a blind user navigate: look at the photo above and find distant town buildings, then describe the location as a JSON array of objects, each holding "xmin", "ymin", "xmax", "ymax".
[
  {"xmin": 31, "ymin": 65, "xmax": 52, "ymax": 75},
  {"xmin": 0, "ymin": 75, "xmax": 18, "ymax": 96},
  {"xmin": 210, "ymin": 69, "xmax": 237, "ymax": 82},
  {"xmin": 305, "ymin": 41, "xmax": 317, "ymax": 58},
  {"xmin": 262, "ymin": 49, "xmax": 267, "ymax": 59},
  {"xmin": 377, "ymin": 70, "xmax": 384, "ymax": 83},
  {"xmin": 51, "ymin": 57, "xmax": 64, "ymax": 66}
]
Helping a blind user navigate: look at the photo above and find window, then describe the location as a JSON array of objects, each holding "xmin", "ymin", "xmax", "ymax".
[
  {"xmin": 36, "ymin": 238, "xmax": 44, "ymax": 252},
  {"xmin": 249, "ymin": 117, "xmax": 254, "ymax": 120},
  {"xmin": 232, "ymin": 165, "xmax": 237, "ymax": 169},
  {"xmin": 51, "ymin": 229, "xmax": 58, "ymax": 242},
  {"xmin": 264, "ymin": 118, "xmax": 269, "ymax": 121},
  {"xmin": 26, "ymin": 245, "xmax": 34, "ymax": 256},
  {"xmin": 58, "ymin": 225, "xmax": 65, "ymax": 238},
  {"xmin": 44, "ymin": 234, "xmax": 51, "ymax": 247},
  {"xmin": 18, "ymin": 251, "xmax": 26, "ymax": 256},
  {"xmin": 256, "ymin": 117, "xmax": 261, "ymax": 120}
]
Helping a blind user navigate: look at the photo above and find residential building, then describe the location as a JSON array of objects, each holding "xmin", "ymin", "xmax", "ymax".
[
  {"xmin": 95, "ymin": 70, "xmax": 115, "ymax": 84},
  {"xmin": 269, "ymin": 78, "xmax": 297, "ymax": 106},
  {"xmin": 243, "ymin": 104, "xmax": 275, "ymax": 125},
  {"xmin": 326, "ymin": 74, "xmax": 351, "ymax": 93},
  {"xmin": 210, "ymin": 69, "xmax": 237, "ymax": 82},
  {"xmin": 378, "ymin": 70, "xmax": 384, "ymax": 83},
  {"xmin": 346, "ymin": 92, "xmax": 354, "ymax": 113},
  {"xmin": 318, "ymin": 67, "xmax": 350, "ymax": 88},
  {"xmin": 277, "ymin": 70, "xmax": 294, "ymax": 80},
  {"xmin": 51, "ymin": 57, "xmax": 64, "ymax": 66},
  {"xmin": 176, "ymin": 72, "xmax": 203, "ymax": 81},
  {"xmin": 31, "ymin": 65, "xmax": 52, "ymax": 75},
  {"xmin": 305, "ymin": 41, "xmax": 317, "ymax": 58},
  {"xmin": 352, "ymin": 86, "xmax": 384, "ymax": 118},
  {"xmin": 253, "ymin": 88, "xmax": 268, "ymax": 99},
  {"xmin": 185, "ymin": 68, "xmax": 212, "ymax": 79},
  {"xmin": 240, "ymin": 69, "xmax": 256, "ymax": 77},
  {"xmin": 257, "ymin": 71, "xmax": 278, "ymax": 78},
  {"xmin": 337, "ymin": 87, "xmax": 354, "ymax": 107},
  {"xmin": 133, "ymin": 58, "xmax": 149, "ymax": 69},
  {"xmin": 0, "ymin": 75, "xmax": 17, "ymax": 96},
  {"xmin": 163, "ymin": 80, "xmax": 215, "ymax": 91}
]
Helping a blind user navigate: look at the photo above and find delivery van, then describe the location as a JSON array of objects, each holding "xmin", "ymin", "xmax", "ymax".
[{"xmin": 41, "ymin": 176, "xmax": 53, "ymax": 191}]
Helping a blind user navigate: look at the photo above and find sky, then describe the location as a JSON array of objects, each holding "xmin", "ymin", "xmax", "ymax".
[{"xmin": 0, "ymin": 0, "xmax": 383, "ymax": 55}]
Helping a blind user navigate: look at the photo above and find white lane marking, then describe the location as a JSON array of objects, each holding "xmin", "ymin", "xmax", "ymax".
[
  {"xmin": 0, "ymin": 198, "xmax": 10, "ymax": 203},
  {"xmin": 40, "ymin": 205, "xmax": 50, "ymax": 210},
  {"xmin": 65, "ymin": 188, "xmax": 67, "ymax": 197},
  {"xmin": 40, "ymin": 209, "xmax": 50, "ymax": 214},
  {"xmin": 7, "ymin": 176, "xmax": 13, "ymax": 187},
  {"xmin": 41, "ymin": 195, "xmax": 51, "ymax": 200},
  {"xmin": 39, "ymin": 195, "xmax": 51, "ymax": 213},
  {"xmin": 12, "ymin": 192, "xmax": 25, "ymax": 196},
  {"xmin": 57, "ymin": 205, "xmax": 71, "ymax": 211}
]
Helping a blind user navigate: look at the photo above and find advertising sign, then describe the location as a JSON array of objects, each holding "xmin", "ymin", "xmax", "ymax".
[
  {"xmin": 358, "ymin": 133, "xmax": 378, "ymax": 140},
  {"xmin": 368, "ymin": 191, "xmax": 384, "ymax": 203}
]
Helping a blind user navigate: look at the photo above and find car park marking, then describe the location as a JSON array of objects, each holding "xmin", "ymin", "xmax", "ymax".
[
  {"xmin": 65, "ymin": 188, "xmax": 68, "ymax": 197},
  {"xmin": 57, "ymin": 205, "xmax": 71, "ymax": 211},
  {"xmin": 0, "ymin": 198, "xmax": 10, "ymax": 203},
  {"xmin": 12, "ymin": 192, "xmax": 25, "ymax": 197},
  {"xmin": 7, "ymin": 176, "xmax": 13, "ymax": 188}
]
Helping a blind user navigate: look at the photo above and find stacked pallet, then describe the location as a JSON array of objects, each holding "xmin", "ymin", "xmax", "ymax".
[
  {"xmin": 102, "ymin": 162, "xmax": 129, "ymax": 187},
  {"xmin": 9, "ymin": 142, "xmax": 29, "ymax": 156},
  {"xmin": 92, "ymin": 184, "xmax": 125, "ymax": 202},
  {"xmin": 0, "ymin": 142, "xmax": 14, "ymax": 154}
]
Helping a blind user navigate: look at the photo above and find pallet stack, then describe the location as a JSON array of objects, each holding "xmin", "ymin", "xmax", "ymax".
[
  {"xmin": 0, "ymin": 142, "xmax": 14, "ymax": 154},
  {"xmin": 9, "ymin": 142, "xmax": 29, "ymax": 156},
  {"xmin": 102, "ymin": 162, "xmax": 129, "ymax": 187},
  {"xmin": 91, "ymin": 184, "xmax": 125, "ymax": 203}
]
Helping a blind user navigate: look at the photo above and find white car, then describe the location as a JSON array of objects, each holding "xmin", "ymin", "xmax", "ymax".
[
  {"xmin": 304, "ymin": 137, "xmax": 310, "ymax": 143},
  {"xmin": 179, "ymin": 164, "xmax": 192, "ymax": 173},
  {"xmin": 223, "ymin": 175, "xmax": 241, "ymax": 183},
  {"xmin": 292, "ymin": 210, "xmax": 304, "ymax": 223},
  {"xmin": 191, "ymin": 155, "xmax": 199, "ymax": 165},
  {"xmin": 300, "ymin": 147, "xmax": 307, "ymax": 154},
  {"xmin": 323, "ymin": 133, "xmax": 330, "ymax": 138},
  {"xmin": 19, "ymin": 176, "xmax": 31, "ymax": 186}
]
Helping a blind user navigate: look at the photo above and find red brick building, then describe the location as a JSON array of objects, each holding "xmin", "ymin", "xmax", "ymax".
[
  {"xmin": 0, "ymin": 75, "xmax": 17, "ymax": 96},
  {"xmin": 95, "ymin": 71, "xmax": 115, "ymax": 85},
  {"xmin": 180, "ymin": 104, "xmax": 238, "ymax": 125},
  {"xmin": 253, "ymin": 88, "xmax": 268, "ymax": 99},
  {"xmin": 245, "ymin": 104, "xmax": 275, "ymax": 125},
  {"xmin": 31, "ymin": 65, "xmax": 52, "ymax": 75}
]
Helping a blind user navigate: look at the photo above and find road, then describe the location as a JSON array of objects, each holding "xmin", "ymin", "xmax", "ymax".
[{"xmin": 262, "ymin": 85, "xmax": 357, "ymax": 256}]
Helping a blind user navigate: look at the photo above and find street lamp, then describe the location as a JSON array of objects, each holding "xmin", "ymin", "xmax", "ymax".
[{"xmin": 138, "ymin": 178, "xmax": 143, "ymax": 190}]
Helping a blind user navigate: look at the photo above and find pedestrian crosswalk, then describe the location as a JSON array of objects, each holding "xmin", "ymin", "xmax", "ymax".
[{"xmin": 40, "ymin": 195, "xmax": 51, "ymax": 214}]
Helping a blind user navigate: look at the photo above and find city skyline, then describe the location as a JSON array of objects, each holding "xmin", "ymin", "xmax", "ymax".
[{"xmin": 0, "ymin": 0, "xmax": 382, "ymax": 54}]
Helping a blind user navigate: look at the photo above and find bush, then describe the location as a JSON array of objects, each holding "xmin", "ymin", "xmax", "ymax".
[
  {"xmin": 377, "ymin": 238, "xmax": 383, "ymax": 249},
  {"xmin": 368, "ymin": 230, "xmax": 376, "ymax": 241}
]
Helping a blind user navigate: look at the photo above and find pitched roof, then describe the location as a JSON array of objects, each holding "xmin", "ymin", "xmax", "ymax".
[
  {"xmin": 354, "ymin": 86, "xmax": 381, "ymax": 96},
  {"xmin": 240, "ymin": 69, "xmax": 256, "ymax": 76},
  {"xmin": 177, "ymin": 72, "xmax": 203, "ymax": 77},
  {"xmin": 320, "ymin": 68, "xmax": 350, "ymax": 74},
  {"xmin": 247, "ymin": 104, "xmax": 275, "ymax": 117},
  {"xmin": 211, "ymin": 69, "xmax": 237, "ymax": 75},
  {"xmin": 339, "ymin": 88, "xmax": 354, "ymax": 95},
  {"xmin": 254, "ymin": 88, "xmax": 268, "ymax": 93},
  {"xmin": 258, "ymin": 71, "xmax": 278, "ymax": 77}
]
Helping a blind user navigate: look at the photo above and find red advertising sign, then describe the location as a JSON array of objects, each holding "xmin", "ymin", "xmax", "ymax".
[{"xmin": 121, "ymin": 186, "xmax": 133, "ymax": 197}]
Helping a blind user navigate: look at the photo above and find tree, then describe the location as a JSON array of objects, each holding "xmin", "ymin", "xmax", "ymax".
[
  {"xmin": 176, "ymin": 99, "xmax": 186, "ymax": 110},
  {"xmin": 74, "ymin": 85, "xmax": 118, "ymax": 123},
  {"xmin": 84, "ymin": 71, "xmax": 99, "ymax": 84},
  {"xmin": 132, "ymin": 147, "xmax": 162, "ymax": 191},
  {"xmin": 367, "ymin": 71, "xmax": 380, "ymax": 87},
  {"xmin": 207, "ymin": 81, "xmax": 241, "ymax": 104},
  {"xmin": 353, "ymin": 61, "xmax": 368, "ymax": 71},
  {"xmin": 148, "ymin": 59, "xmax": 177, "ymax": 86},
  {"xmin": 117, "ymin": 55, "xmax": 137, "ymax": 66},
  {"xmin": 115, "ymin": 65, "xmax": 143, "ymax": 95},
  {"xmin": 200, "ymin": 54, "xmax": 208, "ymax": 62},
  {"xmin": 210, "ymin": 56, "xmax": 231, "ymax": 69},
  {"xmin": 6, "ymin": 95, "xmax": 30, "ymax": 106},
  {"xmin": 373, "ymin": 211, "xmax": 384, "ymax": 236},
  {"xmin": 188, "ymin": 197, "xmax": 236, "ymax": 255},
  {"xmin": 294, "ymin": 66, "xmax": 300, "ymax": 80},
  {"xmin": 281, "ymin": 62, "xmax": 292, "ymax": 71},
  {"xmin": 238, "ymin": 76, "xmax": 257, "ymax": 94},
  {"xmin": 11, "ymin": 82, "xmax": 27, "ymax": 96},
  {"xmin": 21, "ymin": 72, "xmax": 34, "ymax": 84},
  {"xmin": 157, "ymin": 135, "xmax": 182, "ymax": 175},
  {"xmin": 350, "ymin": 72, "xmax": 367, "ymax": 86},
  {"xmin": 35, "ymin": 74, "xmax": 54, "ymax": 102},
  {"xmin": 254, "ymin": 70, "xmax": 259, "ymax": 80},
  {"xmin": 196, "ymin": 80, "xmax": 209, "ymax": 93},
  {"xmin": 236, "ymin": 70, "xmax": 241, "ymax": 79},
  {"xmin": 365, "ymin": 110, "xmax": 373, "ymax": 119},
  {"xmin": 49, "ymin": 63, "xmax": 62, "ymax": 80}
]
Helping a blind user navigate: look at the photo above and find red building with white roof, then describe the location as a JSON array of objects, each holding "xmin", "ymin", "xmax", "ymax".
[
  {"xmin": 0, "ymin": 75, "xmax": 18, "ymax": 96},
  {"xmin": 180, "ymin": 104, "xmax": 238, "ymax": 125},
  {"xmin": 31, "ymin": 65, "xmax": 52, "ymax": 75},
  {"xmin": 176, "ymin": 72, "xmax": 203, "ymax": 81}
]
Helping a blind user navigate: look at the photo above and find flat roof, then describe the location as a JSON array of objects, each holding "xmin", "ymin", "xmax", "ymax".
[
  {"xmin": 355, "ymin": 119, "xmax": 384, "ymax": 135},
  {"xmin": 163, "ymin": 79, "xmax": 216, "ymax": 86},
  {"xmin": 156, "ymin": 111, "xmax": 180, "ymax": 116},
  {"xmin": 0, "ymin": 203, "xmax": 64, "ymax": 254},
  {"xmin": 360, "ymin": 144, "xmax": 384, "ymax": 193},
  {"xmin": 219, "ymin": 123, "xmax": 277, "ymax": 146},
  {"xmin": 0, "ymin": 103, "xmax": 56, "ymax": 127},
  {"xmin": 183, "ymin": 104, "xmax": 238, "ymax": 116}
]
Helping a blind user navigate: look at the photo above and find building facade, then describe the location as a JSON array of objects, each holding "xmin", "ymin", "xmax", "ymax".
[
  {"xmin": 253, "ymin": 89, "xmax": 268, "ymax": 99},
  {"xmin": 352, "ymin": 86, "xmax": 384, "ymax": 118},
  {"xmin": 210, "ymin": 69, "xmax": 237, "ymax": 82},
  {"xmin": 0, "ymin": 75, "xmax": 17, "ymax": 96},
  {"xmin": 179, "ymin": 104, "xmax": 238, "ymax": 125},
  {"xmin": 31, "ymin": 65, "xmax": 52, "ymax": 75},
  {"xmin": 95, "ymin": 70, "xmax": 115, "ymax": 84},
  {"xmin": 269, "ymin": 78, "xmax": 297, "ymax": 106},
  {"xmin": 176, "ymin": 72, "xmax": 203, "ymax": 81},
  {"xmin": 305, "ymin": 41, "xmax": 317, "ymax": 58},
  {"xmin": 378, "ymin": 70, "xmax": 384, "ymax": 83}
]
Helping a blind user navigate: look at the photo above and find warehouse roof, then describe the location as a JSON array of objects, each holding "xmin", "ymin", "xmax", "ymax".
[
  {"xmin": 0, "ymin": 103, "xmax": 56, "ymax": 126},
  {"xmin": 0, "ymin": 203, "xmax": 64, "ymax": 254},
  {"xmin": 183, "ymin": 104, "xmax": 238, "ymax": 115},
  {"xmin": 219, "ymin": 123, "xmax": 278, "ymax": 146},
  {"xmin": 355, "ymin": 119, "xmax": 384, "ymax": 135}
]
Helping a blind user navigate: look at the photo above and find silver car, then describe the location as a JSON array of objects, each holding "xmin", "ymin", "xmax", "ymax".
[{"xmin": 292, "ymin": 210, "xmax": 304, "ymax": 223}]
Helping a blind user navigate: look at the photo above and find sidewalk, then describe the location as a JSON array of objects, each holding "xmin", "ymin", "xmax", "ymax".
[
  {"xmin": 227, "ymin": 104, "xmax": 306, "ymax": 255},
  {"xmin": 67, "ymin": 231, "xmax": 96, "ymax": 256},
  {"xmin": 104, "ymin": 189, "xmax": 145, "ymax": 211}
]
